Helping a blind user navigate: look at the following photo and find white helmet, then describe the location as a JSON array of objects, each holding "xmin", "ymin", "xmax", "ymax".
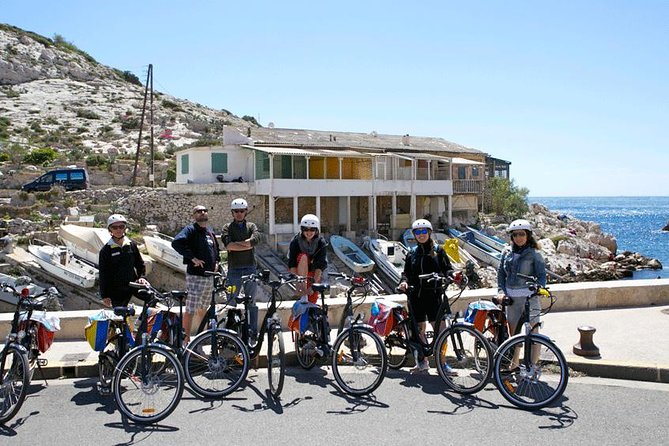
[
  {"xmin": 107, "ymin": 214, "xmax": 127, "ymax": 228},
  {"xmin": 508, "ymin": 219, "xmax": 532, "ymax": 233},
  {"xmin": 231, "ymin": 198, "xmax": 248, "ymax": 210},
  {"xmin": 300, "ymin": 214, "xmax": 320, "ymax": 230},
  {"xmin": 411, "ymin": 219, "xmax": 433, "ymax": 231}
]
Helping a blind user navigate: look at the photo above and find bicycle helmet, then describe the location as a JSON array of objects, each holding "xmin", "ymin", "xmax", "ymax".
[
  {"xmin": 107, "ymin": 214, "xmax": 128, "ymax": 228},
  {"xmin": 411, "ymin": 219, "xmax": 433, "ymax": 231},
  {"xmin": 300, "ymin": 214, "xmax": 320, "ymax": 230},
  {"xmin": 231, "ymin": 198, "xmax": 248, "ymax": 210},
  {"xmin": 508, "ymin": 219, "xmax": 532, "ymax": 233}
]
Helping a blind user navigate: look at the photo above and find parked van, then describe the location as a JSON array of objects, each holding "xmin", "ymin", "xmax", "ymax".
[{"xmin": 22, "ymin": 168, "xmax": 89, "ymax": 192}]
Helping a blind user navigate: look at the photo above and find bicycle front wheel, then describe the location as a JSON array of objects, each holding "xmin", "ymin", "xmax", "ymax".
[
  {"xmin": 183, "ymin": 329, "xmax": 249, "ymax": 398},
  {"xmin": 267, "ymin": 324, "xmax": 285, "ymax": 398},
  {"xmin": 0, "ymin": 344, "xmax": 30, "ymax": 424},
  {"xmin": 435, "ymin": 324, "xmax": 492, "ymax": 394},
  {"xmin": 112, "ymin": 345, "xmax": 184, "ymax": 424},
  {"xmin": 493, "ymin": 334, "xmax": 569, "ymax": 410},
  {"xmin": 332, "ymin": 326, "xmax": 387, "ymax": 396}
]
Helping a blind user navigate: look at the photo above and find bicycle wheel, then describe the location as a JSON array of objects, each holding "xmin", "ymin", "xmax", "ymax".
[
  {"xmin": 267, "ymin": 324, "xmax": 285, "ymax": 398},
  {"xmin": 0, "ymin": 345, "xmax": 30, "ymax": 424},
  {"xmin": 183, "ymin": 329, "xmax": 249, "ymax": 398},
  {"xmin": 294, "ymin": 332, "xmax": 317, "ymax": 370},
  {"xmin": 385, "ymin": 323, "xmax": 410, "ymax": 369},
  {"xmin": 112, "ymin": 345, "xmax": 184, "ymax": 424},
  {"xmin": 332, "ymin": 326, "xmax": 387, "ymax": 396},
  {"xmin": 98, "ymin": 350, "xmax": 118, "ymax": 391},
  {"xmin": 493, "ymin": 334, "xmax": 569, "ymax": 410},
  {"xmin": 435, "ymin": 325, "xmax": 492, "ymax": 394}
]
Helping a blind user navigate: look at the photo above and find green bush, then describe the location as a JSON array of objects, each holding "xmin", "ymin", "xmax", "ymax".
[
  {"xmin": 485, "ymin": 177, "xmax": 529, "ymax": 220},
  {"xmin": 85, "ymin": 154, "xmax": 108, "ymax": 167},
  {"xmin": 242, "ymin": 115, "xmax": 261, "ymax": 127},
  {"xmin": 162, "ymin": 100, "xmax": 183, "ymax": 112},
  {"xmin": 23, "ymin": 147, "xmax": 59, "ymax": 165},
  {"xmin": 0, "ymin": 152, "xmax": 9, "ymax": 162},
  {"xmin": 75, "ymin": 109, "xmax": 100, "ymax": 120}
]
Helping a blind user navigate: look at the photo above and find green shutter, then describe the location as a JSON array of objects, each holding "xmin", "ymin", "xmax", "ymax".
[
  {"xmin": 211, "ymin": 153, "xmax": 228, "ymax": 173},
  {"xmin": 255, "ymin": 152, "xmax": 269, "ymax": 179},
  {"xmin": 181, "ymin": 154, "xmax": 189, "ymax": 174}
]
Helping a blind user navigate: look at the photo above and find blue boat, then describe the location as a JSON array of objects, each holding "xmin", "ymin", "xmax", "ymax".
[
  {"xmin": 330, "ymin": 235, "xmax": 375, "ymax": 273},
  {"xmin": 465, "ymin": 226, "xmax": 508, "ymax": 253},
  {"xmin": 447, "ymin": 228, "xmax": 502, "ymax": 267}
]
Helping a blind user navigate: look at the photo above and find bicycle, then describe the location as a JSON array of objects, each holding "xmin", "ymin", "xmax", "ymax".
[
  {"xmin": 0, "ymin": 282, "xmax": 45, "ymax": 423},
  {"xmin": 183, "ymin": 271, "xmax": 250, "ymax": 398},
  {"xmin": 110, "ymin": 285, "xmax": 185, "ymax": 424},
  {"xmin": 385, "ymin": 272, "xmax": 493, "ymax": 394},
  {"xmin": 222, "ymin": 270, "xmax": 293, "ymax": 398},
  {"xmin": 488, "ymin": 273, "xmax": 569, "ymax": 410},
  {"xmin": 1, "ymin": 283, "xmax": 60, "ymax": 384},
  {"xmin": 292, "ymin": 272, "xmax": 388, "ymax": 396}
]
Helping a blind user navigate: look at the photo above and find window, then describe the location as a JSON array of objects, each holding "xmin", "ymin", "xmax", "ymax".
[
  {"xmin": 70, "ymin": 171, "xmax": 84, "ymax": 180},
  {"xmin": 458, "ymin": 166, "xmax": 466, "ymax": 179},
  {"xmin": 255, "ymin": 152, "xmax": 270, "ymax": 180},
  {"xmin": 55, "ymin": 172, "xmax": 68, "ymax": 181},
  {"xmin": 472, "ymin": 167, "xmax": 479, "ymax": 178},
  {"xmin": 181, "ymin": 154, "xmax": 189, "ymax": 174},
  {"xmin": 39, "ymin": 174, "xmax": 53, "ymax": 183},
  {"xmin": 211, "ymin": 153, "xmax": 228, "ymax": 173}
]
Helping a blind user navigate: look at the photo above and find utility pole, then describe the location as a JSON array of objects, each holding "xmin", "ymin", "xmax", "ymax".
[{"xmin": 131, "ymin": 64, "xmax": 154, "ymax": 187}]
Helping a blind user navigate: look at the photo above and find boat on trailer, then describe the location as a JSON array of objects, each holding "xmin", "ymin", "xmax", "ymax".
[{"xmin": 58, "ymin": 224, "xmax": 110, "ymax": 266}]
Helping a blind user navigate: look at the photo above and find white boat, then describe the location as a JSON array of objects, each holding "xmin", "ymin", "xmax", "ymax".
[
  {"xmin": 330, "ymin": 235, "xmax": 375, "ymax": 273},
  {"xmin": 58, "ymin": 224, "xmax": 110, "ymax": 266},
  {"xmin": 0, "ymin": 273, "xmax": 45, "ymax": 305},
  {"xmin": 143, "ymin": 232, "xmax": 187, "ymax": 273},
  {"xmin": 28, "ymin": 243, "xmax": 98, "ymax": 288},
  {"xmin": 364, "ymin": 236, "xmax": 407, "ymax": 283}
]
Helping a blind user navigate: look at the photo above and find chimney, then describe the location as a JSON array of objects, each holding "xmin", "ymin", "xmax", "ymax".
[{"xmin": 401, "ymin": 134, "xmax": 410, "ymax": 145}]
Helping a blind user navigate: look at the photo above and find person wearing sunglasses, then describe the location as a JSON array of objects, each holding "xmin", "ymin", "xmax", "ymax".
[
  {"xmin": 496, "ymin": 219, "xmax": 546, "ymax": 336},
  {"xmin": 99, "ymin": 214, "xmax": 148, "ymax": 308},
  {"xmin": 221, "ymin": 198, "xmax": 261, "ymax": 343},
  {"xmin": 172, "ymin": 204, "xmax": 221, "ymax": 341},
  {"xmin": 288, "ymin": 214, "xmax": 328, "ymax": 304},
  {"xmin": 398, "ymin": 218, "xmax": 454, "ymax": 373}
]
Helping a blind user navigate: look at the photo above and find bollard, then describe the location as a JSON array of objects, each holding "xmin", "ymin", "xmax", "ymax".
[{"xmin": 573, "ymin": 325, "xmax": 600, "ymax": 357}]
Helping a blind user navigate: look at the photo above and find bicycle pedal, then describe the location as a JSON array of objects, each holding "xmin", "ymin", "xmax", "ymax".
[{"xmin": 37, "ymin": 358, "xmax": 48, "ymax": 367}]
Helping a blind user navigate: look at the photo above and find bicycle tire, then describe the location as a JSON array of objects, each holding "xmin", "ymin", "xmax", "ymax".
[
  {"xmin": 0, "ymin": 344, "xmax": 30, "ymax": 424},
  {"xmin": 183, "ymin": 329, "xmax": 249, "ymax": 398},
  {"xmin": 267, "ymin": 324, "xmax": 285, "ymax": 398},
  {"xmin": 385, "ymin": 323, "xmax": 410, "ymax": 369},
  {"xmin": 112, "ymin": 345, "xmax": 184, "ymax": 424},
  {"xmin": 294, "ymin": 332, "xmax": 317, "ymax": 370},
  {"xmin": 493, "ymin": 334, "xmax": 569, "ymax": 410},
  {"xmin": 98, "ymin": 350, "xmax": 118, "ymax": 391},
  {"xmin": 434, "ymin": 324, "xmax": 492, "ymax": 394},
  {"xmin": 331, "ymin": 326, "xmax": 387, "ymax": 396}
]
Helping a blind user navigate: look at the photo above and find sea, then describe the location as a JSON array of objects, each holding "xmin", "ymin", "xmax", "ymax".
[{"xmin": 529, "ymin": 196, "xmax": 669, "ymax": 280}]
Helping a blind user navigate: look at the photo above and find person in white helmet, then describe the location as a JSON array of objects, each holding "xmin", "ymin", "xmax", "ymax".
[
  {"xmin": 496, "ymin": 219, "xmax": 546, "ymax": 336},
  {"xmin": 221, "ymin": 198, "xmax": 261, "ymax": 342},
  {"xmin": 98, "ymin": 214, "xmax": 148, "ymax": 308},
  {"xmin": 288, "ymin": 214, "xmax": 328, "ymax": 303},
  {"xmin": 398, "ymin": 218, "xmax": 454, "ymax": 374}
]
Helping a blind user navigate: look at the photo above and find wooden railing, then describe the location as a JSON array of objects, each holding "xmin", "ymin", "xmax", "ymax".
[{"xmin": 453, "ymin": 179, "xmax": 484, "ymax": 193}]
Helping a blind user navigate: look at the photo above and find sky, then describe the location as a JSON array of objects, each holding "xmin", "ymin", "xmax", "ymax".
[{"xmin": 2, "ymin": 1, "xmax": 668, "ymax": 196}]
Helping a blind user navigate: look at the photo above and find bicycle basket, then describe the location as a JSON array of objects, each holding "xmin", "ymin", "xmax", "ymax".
[
  {"xmin": 464, "ymin": 300, "xmax": 502, "ymax": 332},
  {"xmin": 85, "ymin": 309, "xmax": 126, "ymax": 351}
]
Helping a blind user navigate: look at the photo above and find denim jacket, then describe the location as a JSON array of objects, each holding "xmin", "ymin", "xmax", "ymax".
[{"xmin": 497, "ymin": 245, "xmax": 546, "ymax": 294}]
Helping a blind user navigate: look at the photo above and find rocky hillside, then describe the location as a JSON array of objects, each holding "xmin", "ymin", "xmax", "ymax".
[{"xmin": 0, "ymin": 24, "xmax": 257, "ymax": 162}]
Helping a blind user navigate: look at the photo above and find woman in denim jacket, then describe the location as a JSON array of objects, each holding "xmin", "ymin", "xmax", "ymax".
[{"xmin": 496, "ymin": 219, "xmax": 546, "ymax": 335}]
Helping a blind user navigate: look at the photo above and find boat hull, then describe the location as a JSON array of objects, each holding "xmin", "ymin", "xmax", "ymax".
[
  {"xmin": 330, "ymin": 235, "xmax": 375, "ymax": 273},
  {"xmin": 365, "ymin": 237, "xmax": 406, "ymax": 283},
  {"xmin": 28, "ymin": 244, "xmax": 98, "ymax": 288},
  {"xmin": 143, "ymin": 233, "xmax": 187, "ymax": 273}
]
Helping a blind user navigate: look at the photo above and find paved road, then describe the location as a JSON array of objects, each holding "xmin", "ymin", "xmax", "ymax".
[{"xmin": 2, "ymin": 368, "xmax": 668, "ymax": 445}]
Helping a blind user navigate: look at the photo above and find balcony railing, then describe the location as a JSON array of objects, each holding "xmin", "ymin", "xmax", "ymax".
[{"xmin": 453, "ymin": 179, "xmax": 484, "ymax": 193}]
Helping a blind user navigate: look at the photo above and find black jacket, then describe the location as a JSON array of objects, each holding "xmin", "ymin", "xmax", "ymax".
[
  {"xmin": 99, "ymin": 239, "xmax": 145, "ymax": 300},
  {"xmin": 172, "ymin": 223, "xmax": 221, "ymax": 276}
]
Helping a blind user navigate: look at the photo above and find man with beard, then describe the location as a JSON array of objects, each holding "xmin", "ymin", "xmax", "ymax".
[{"xmin": 172, "ymin": 205, "xmax": 221, "ymax": 342}]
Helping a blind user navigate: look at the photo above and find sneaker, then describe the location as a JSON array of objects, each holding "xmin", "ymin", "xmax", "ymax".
[
  {"xmin": 441, "ymin": 363, "xmax": 459, "ymax": 377},
  {"xmin": 410, "ymin": 358, "xmax": 430, "ymax": 374}
]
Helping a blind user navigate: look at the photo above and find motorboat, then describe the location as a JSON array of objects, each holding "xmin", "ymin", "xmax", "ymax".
[
  {"xmin": 447, "ymin": 228, "xmax": 502, "ymax": 268},
  {"xmin": 58, "ymin": 224, "xmax": 110, "ymax": 266},
  {"xmin": 27, "ymin": 243, "xmax": 98, "ymax": 288},
  {"xmin": 330, "ymin": 235, "xmax": 375, "ymax": 273},
  {"xmin": 143, "ymin": 231, "xmax": 187, "ymax": 273},
  {"xmin": 364, "ymin": 236, "xmax": 407, "ymax": 283},
  {"xmin": 0, "ymin": 272, "xmax": 46, "ymax": 305}
]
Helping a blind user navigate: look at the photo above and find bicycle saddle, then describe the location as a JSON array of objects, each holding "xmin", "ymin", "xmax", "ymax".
[
  {"xmin": 311, "ymin": 283, "xmax": 330, "ymax": 293},
  {"xmin": 113, "ymin": 306, "xmax": 136, "ymax": 317},
  {"xmin": 170, "ymin": 291, "xmax": 188, "ymax": 302}
]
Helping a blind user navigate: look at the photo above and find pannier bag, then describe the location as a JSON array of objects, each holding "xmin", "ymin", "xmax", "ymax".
[
  {"xmin": 288, "ymin": 300, "xmax": 319, "ymax": 334},
  {"xmin": 368, "ymin": 298, "xmax": 402, "ymax": 336},
  {"xmin": 19, "ymin": 310, "xmax": 61, "ymax": 353},
  {"xmin": 84, "ymin": 309, "xmax": 129, "ymax": 351},
  {"xmin": 464, "ymin": 300, "xmax": 502, "ymax": 332}
]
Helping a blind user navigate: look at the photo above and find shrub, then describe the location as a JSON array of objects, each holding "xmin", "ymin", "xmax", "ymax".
[
  {"xmin": 23, "ymin": 147, "xmax": 59, "ymax": 165},
  {"xmin": 485, "ymin": 177, "xmax": 529, "ymax": 219},
  {"xmin": 75, "ymin": 109, "xmax": 100, "ymax": 120},
  {"xmin": 0, "ymin": 152, "xmax": 9, "ymax": 162},
  {"xmin": 242, "ymin": 115, "xmax": 261, "ymax": 127},
  {"xmin": 85, "ymin": 154, "xmax": 108, "ymax": 167},
  {"xmin": 162, "ymin": 100, "xmax": 183, "ymax": 112}
]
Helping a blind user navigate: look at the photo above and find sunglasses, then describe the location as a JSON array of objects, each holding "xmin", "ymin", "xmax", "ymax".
[
  {"xmin": 302, "ymin": 227, "xmax": 317, "ymax": 233},
  {"xmin": 194, "ymin": 209, "xmax": 208, "ymax": 214},
  {"xmin": 110, "ymin": 225, "xmax": 126, "ymax": 230},
  {"xmin": 413, "ymin": 228, "xmax": 430, "ymax": 235},
  {"xmin": 511, "ymin": 231, "xmax": 527, "ymax": 238},
  {"xmin": 232, "ymin": 209, "xmax": 246, "ymax": 213}
]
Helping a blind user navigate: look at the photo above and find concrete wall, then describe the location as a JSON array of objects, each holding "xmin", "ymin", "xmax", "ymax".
[{"xmin": 3, "ymin": 278, "xmax": 669, "ymax": 341}]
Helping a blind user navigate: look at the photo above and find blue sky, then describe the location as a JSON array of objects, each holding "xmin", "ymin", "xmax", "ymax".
[{"xmin": 2, "ymin": 1, "xmax": 668, "ymax": 196}]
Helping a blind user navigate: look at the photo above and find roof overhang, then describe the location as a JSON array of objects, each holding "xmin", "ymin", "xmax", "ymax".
[
  {"xmin": 451, "ymin": 157, "xmax": 484, "ymax": 165},
  {"xmin": 241, "ymin": 145, "xmax": 369, "ymax": 158}
]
